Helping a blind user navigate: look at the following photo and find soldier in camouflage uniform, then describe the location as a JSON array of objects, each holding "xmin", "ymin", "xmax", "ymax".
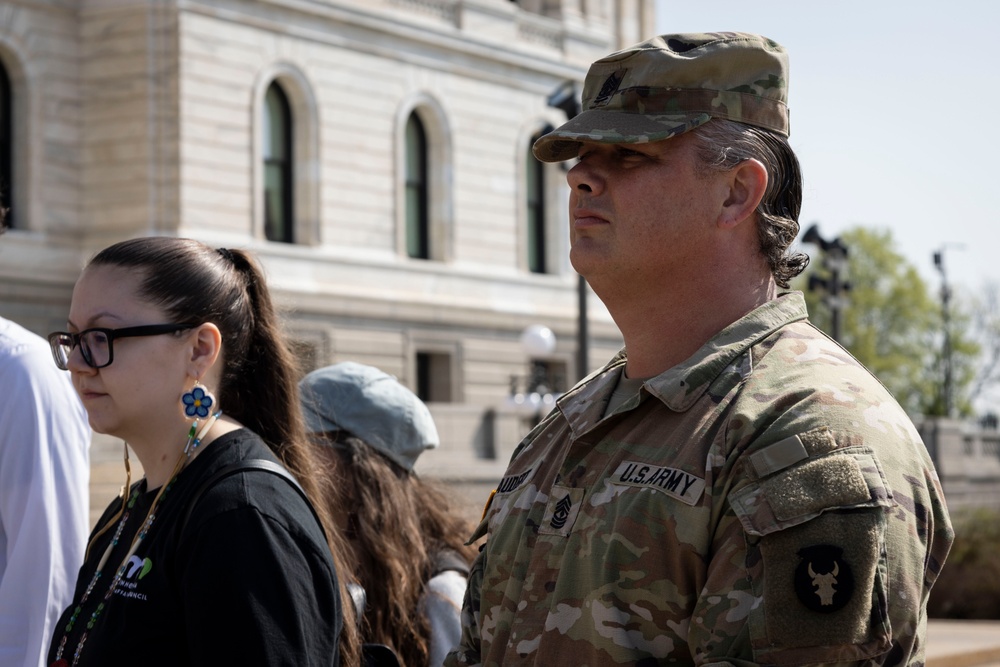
[{"xmin": 445, "ymin": 33, "xmax": 954, "ymax": 666}]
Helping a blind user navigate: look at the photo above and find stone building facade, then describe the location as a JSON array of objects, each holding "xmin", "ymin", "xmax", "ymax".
[
  {"xmin": 917, "ymin": 418, "xmax": 1000, "ymax": 511},
  {"xmin": 0, "ymin": 0, "xmax": 654, "ymax": 473}
]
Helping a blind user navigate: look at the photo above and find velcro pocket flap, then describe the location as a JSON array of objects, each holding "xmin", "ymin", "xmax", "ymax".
[{"xmin": 730, "ymin": 447, "xmax": 894, "ymax": 537}]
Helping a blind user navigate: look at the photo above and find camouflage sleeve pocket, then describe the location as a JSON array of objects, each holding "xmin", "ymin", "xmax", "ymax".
[
  {"xmin": 729, "ymin": 443, "xmax": 895, "ymax": 664},
  {"xmin": 729, "ymin": 444, "xmax": 895, "ymax": 536}
]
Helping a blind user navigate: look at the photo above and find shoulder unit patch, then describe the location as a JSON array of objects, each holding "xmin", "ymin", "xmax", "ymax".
[{"xmin": 794, "ymin": 544, "xmax": 855, "ymax": 613}]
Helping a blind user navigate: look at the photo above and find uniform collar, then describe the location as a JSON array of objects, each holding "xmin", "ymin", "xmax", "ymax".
[
  {"xmin": 646, "ymin": 292, "xmax": 808, "ymax": 411},
  {"xmin": 556, "ymin": 292, "xmax": 809, "ymax": 433}
]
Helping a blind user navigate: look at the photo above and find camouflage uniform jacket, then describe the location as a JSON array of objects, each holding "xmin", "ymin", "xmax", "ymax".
[{"xmin": 446, "ymin": 292, "xmax": 953, "ymax": 667}]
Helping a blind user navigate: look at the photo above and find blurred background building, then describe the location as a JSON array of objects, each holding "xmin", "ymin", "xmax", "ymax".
[{"xmin": 0, "ymin": 0, "xmax": 651, "ymax": 504}]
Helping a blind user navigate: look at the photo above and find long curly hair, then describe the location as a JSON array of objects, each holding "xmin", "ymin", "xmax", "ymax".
[{"xmin": 314, "ymin": 433, "xmax": 477, "ymax": 667}]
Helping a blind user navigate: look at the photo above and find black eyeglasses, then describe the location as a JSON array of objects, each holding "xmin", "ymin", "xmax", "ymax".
[{"xmin": 47, "ymin": 324, "xmax": 196, "ymax": 371}]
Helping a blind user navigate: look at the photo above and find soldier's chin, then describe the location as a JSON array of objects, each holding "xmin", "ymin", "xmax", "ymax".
[{"xmin": 568, "ymin": 244, "xmax": 601, "ymax": 278}]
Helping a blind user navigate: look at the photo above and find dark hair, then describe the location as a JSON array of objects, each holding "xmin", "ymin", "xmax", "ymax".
[
  {"xmin": 314, "ymin": 432, "xmax": 477, "ymax": 667},
  {"xmin": 87, "ymin": 236, "xmax": 360, "ymax": 663},
  {"xmin": 89, "ymin": 237, "xmax": 303, "ymax": 450},
  {"xmin": 691, "ymin": 119, "xmax": 809, "ymax": 287}
]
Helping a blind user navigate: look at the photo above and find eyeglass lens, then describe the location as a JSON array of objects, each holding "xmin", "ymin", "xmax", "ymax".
[
  {"xmin": 50, "ymin": 330, "xmax": 111, "ymax": 370},
  {"xmin": 79, "ymin": 330, "xmax": 110, "ymax": 367},
  {"xmin": 50, "ymin": 334, "xmax": 73, "ymax": 370}
]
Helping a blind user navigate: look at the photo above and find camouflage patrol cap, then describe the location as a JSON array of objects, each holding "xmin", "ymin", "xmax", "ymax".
[{"xmin": 533, "ymin": 32, "xmax": 789, "ymax": 163}]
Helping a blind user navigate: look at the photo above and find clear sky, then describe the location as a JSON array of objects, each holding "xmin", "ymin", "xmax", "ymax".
[{"xmin": 654, "ymin": 0, "xmax": 999, "ymax": 297}]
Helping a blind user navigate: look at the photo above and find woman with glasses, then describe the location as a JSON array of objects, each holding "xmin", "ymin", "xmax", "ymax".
[{"xmin": 45, "ymin": 236, "xmax": 357, "ymax": 667}]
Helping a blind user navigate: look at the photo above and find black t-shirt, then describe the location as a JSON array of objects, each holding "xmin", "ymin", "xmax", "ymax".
[{"xmin": 47, "ymin": 429, "xmax": 342, "ymax": 666}]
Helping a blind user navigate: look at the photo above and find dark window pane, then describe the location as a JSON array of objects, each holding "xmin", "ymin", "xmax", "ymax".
[
  {"xmin": 0, "ymin": 62, "xmax": 12, "ymax": 228},
  {"xmin": 527, "ymin": 134, "xmax": 546, "ymax": 273},
  {"xmin": 405, "ymin": 113, "xmax": 429, "ymax": 259},
  {"xmin": 263, "ymin": 82, "xmax": 293, "ymax": 243},
  {"xmin": 416, "ymin": 351, "xmax": 452, "ymax": 402}
]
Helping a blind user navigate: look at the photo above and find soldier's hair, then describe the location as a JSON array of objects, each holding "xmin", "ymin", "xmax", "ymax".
[{"xmin": 691, "ymin": 119, "xmax": 809, "ymax": 287}]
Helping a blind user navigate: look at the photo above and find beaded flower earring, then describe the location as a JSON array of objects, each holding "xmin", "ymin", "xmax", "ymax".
[
  {"xmin": 182, "ymin": 382, "xmax": 215, "ymax": 419},
  {"xmin": 181, "ymin": 382, "xmax": 221, "ymax": 458}
]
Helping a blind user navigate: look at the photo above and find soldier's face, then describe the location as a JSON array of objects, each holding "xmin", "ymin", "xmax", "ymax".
[{"xmin": 565, "ymin": 132, "xmax": 730, "ymax": 291}]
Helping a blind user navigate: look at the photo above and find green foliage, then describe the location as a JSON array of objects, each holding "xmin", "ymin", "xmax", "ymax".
[
  {"xmin": 927, "ymin": 506, "xmax": 1000, "ymax": 619},
  {"xmin": 965, "ymin": 284, "xmax": 1000, "ymax": 406},
  {"xmin": 794, "ymin": 227, "xmax": 980, "ymax": 417}
]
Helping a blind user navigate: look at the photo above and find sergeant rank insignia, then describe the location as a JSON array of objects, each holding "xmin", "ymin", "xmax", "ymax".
[{"xmin": 593, "ymin": 69, "xmax": 626, "ymax": 106}]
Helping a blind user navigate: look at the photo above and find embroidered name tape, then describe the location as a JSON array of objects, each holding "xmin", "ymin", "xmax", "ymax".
[
  {"xmin": 611, "ymin": 461, "xmax": 705, "ymax": 506},
  {"xmin": 496, "ymin": 468, "xmax": 533, "ymax": 494}
]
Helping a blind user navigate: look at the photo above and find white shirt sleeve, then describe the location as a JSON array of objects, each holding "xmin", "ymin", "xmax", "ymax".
[
  {"xmin": 421, "ymin": 569, "xmax": 467, "ymax": 667},
  {"xmin": 0, "ymin": 319, "xmax": 91, "ymax": 667}
]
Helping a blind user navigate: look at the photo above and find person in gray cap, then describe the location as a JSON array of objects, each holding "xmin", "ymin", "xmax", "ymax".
[
  {"xmin": 446, "ymin": 33, "xmax": 953, "ymax": 666},
  {"xmin": 301, "ymin": 362, "xmax": 476, "ymax": 667}
]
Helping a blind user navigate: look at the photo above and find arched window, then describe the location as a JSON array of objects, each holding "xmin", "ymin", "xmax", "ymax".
[
  {"xmin": 263, "ymin": 82, "xmax": 293, "ymax": 243},
  {"xmin": 405, "ymin": 112, "xmax": 429, "ymax": 260},
  {"xmin": 0, "ymin": 62, "xmax": 12, "ymax": 228},
  {"xmin": 526, "ymin": 131, "xmax": 548, "ymax": 273}
]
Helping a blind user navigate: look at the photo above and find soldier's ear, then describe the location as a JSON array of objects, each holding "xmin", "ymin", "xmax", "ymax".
[{"xmin": 718, "ymin": 158, "xmax": 767, "ymax": 229}]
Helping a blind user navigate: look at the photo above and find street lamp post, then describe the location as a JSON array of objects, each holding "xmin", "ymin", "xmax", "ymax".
[
  {"xmin": 933, "ymin": 248, "xmax": 954, "ymax": 417},
  {"xmin": 576, "ymin": 274, "xmax": 588, "ymax": 381},
  {"xmin": 803, "ymin": 224, "xmax": 850, "ymax": 343}
]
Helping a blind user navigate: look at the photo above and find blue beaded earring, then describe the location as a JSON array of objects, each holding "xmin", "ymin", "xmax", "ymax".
[
  {"xmin": 182, "ymin": 382, "xmax": 215, "ymax": 419},
  {"xmin": 181, "ymin": 382, "xmax": 221, "ymax": 458}
]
